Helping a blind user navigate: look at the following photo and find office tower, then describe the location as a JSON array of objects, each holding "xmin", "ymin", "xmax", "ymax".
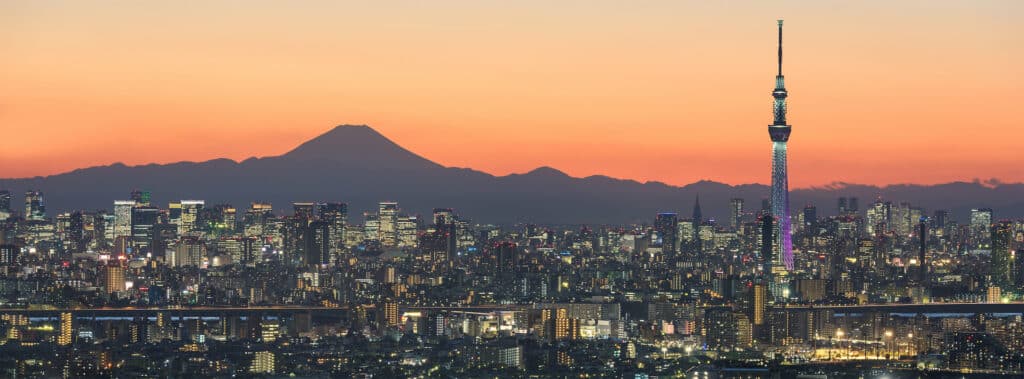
[
  {"xmin": 130, "ymin": 189, "xmax": 151, "ymax": 207},
  {"xmin": 802, "ymin": 205, "xmax": 817, "ymax": 231},
  {"xmin": 496, "ymin": 241, "xmax": 518, "ymax": 271},
  {"xmin": 113, "ymin": 200, "xmax": 136, "ymax": 240},
  {"xmin": 991, "ymin": 221, "xmax": 1013, "ymax": 288},
  {"xmin": 866, "ymin": 200, "xmax": 891, "ymax": 236},
  {"xmin": 730, "ymin": 198, "xmax": 744, "ymax": 230},
  {"xmin": 378, "ymin": 202, "xmax": 399, "ymax": 247},
  {"xmin": 971, "ymin": 208, "xmax": 994, "ymax": 250},
  {"xmin": 179, "ymin": 200, "xmax": 205, "ymax": 235},
  {"xmin": 168, "ymin": 201, "xmax": 182, "ymax": 226},
  {"xmin": 58, "ymin": 312, "xmax": 73, "ymax": 346},
  {"xmin": 848, "ymin": 197, "xmax": 859, "ymax": 214},
  {"xmin": 396, "ymin": 215, "xmax": 418, "ymax": 247},
  {"xmin": 433, "ymin": 208, "xmax": 454, "ymax": 226},
  {"xmin": 317, "ymin": 202, "xmax": 348, "ymax": 254},
  {"xmin": 305, "ymin": 220, "xmax": 330, "ymax": 265},
  {"xmin": 932, "ymin": 210, "xmax": 949, "ymax": 237},
  {"xmin": 892, "ymin": 202, "xmax": 912, "ymax": 237},
  {"xmin": 838, "ymin": 197, "xmax": 848, "ymax": 215},
  {"xmin": 655, "ymin": 212, "xmax": 678, "ymax": 254},
  {"xmin": 244, "ymin": 202, "xmax": 273, "ymax": 236},
  {"xmin": 66, "ymin": 211, "xmax": 87, "ymax": 253},
  {"xmin": 767, "ymin": 20, "xmax": 793, "ymax": 271},
  {"xmin": 131, "ymin": 206, "xmax": 159, "ymax": 252},
  {"xmin": 104, "ymin": 261, "xmax": 125, "ymax": 294},
  {"xmin": 24, "ymin": 190, "xmax": 45, "ymax": 221},
  {"xmin": 292, "ymin": 202, "xmax": 315, "ymax": 222},
  {"xmin": 216, "ymin": 205, "xmax": 236, "ymax": 231}
]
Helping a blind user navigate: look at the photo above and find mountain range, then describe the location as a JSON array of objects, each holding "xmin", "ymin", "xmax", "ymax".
[{"xmin": 3, "ymin": 125, "xmax": 1023, "ymax": 225}]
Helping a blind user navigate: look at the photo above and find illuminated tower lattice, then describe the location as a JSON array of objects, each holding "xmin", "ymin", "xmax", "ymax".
[{"xmin": 768, "ymin": 20, "xmax": 794, "ymax": 271}]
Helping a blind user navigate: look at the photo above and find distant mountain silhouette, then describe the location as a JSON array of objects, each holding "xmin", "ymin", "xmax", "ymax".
[{"xmin": 2, "ymin": 125, "xmax": 1022, "ymax": 224}]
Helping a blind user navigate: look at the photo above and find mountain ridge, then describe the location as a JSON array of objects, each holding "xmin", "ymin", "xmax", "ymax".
[{"xmin": 2, "ymin": 124, "xmax": 1023, "ymax": 224}]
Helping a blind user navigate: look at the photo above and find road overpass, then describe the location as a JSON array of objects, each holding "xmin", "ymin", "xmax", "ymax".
[{"xmin": 783, "ymin": 302, "xmax": 1024, "ymax": 314}]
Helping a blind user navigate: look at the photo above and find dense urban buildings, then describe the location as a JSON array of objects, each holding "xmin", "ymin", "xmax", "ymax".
[{"xmin": 0, "ymin": 184, "xmax": 1022, "ymax": 377}]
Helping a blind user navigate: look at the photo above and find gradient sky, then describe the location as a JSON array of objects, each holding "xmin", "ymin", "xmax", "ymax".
[{"xmin": 1, "ymin": 1, "xmax": 1021, "ymax": 187}]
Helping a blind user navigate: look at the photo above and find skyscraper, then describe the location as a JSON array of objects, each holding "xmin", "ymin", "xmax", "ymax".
[
  {"xmin": 729, "ymin": 198, "xmax": 744, "ymax": 231},
  {"xmin": 378, "ymin": 201, "xmax": 398, "ymax": 247},
  {"xmin": 113, "ymin": 200, "xmax": 136, "ymax": 240},
  {"xmin": 768, "ymin": 20, "xmax": 793, "ymax": 271},
  {"xmin": 991, "ymin": 221, "xmax": 1013, "ymax": 288},
  {"xmin": 24, "ymin": 190, "xmax": 45, "ymax": 221},
  {"xmin": 179, "ymin": 200, "xmax": 205, "ymax": 235},
  {"xmin": 655, "ymin": 212, "xmax": 678, "ymax": 254}
]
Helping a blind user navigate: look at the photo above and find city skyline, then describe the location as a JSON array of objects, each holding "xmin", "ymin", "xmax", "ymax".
[
  {"xmin": 2, "ymin": 1, "xmax": 1023, "ymax": 187},
  {"xmin": 1, "ymin": 4, "xmax": 1024, "ymax": 375}
]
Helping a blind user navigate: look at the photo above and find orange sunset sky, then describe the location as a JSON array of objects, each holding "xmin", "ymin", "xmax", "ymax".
[{"xmin": 1, "ymin": 1, "xmax": 1021, "ymax": 187}]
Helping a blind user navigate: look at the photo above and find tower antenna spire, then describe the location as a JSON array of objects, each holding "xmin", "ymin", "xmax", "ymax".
[{"xmin": 777, "ymin": 19, "xmax": 784, "ymax": 76}]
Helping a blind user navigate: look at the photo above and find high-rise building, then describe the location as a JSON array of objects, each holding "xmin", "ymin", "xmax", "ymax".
[
  {"xmin": 932, "ymin": 210, "xmax": 949, "ymax": 237},
  {"xmin": 691, "ymin": 196, "xmax": 703, "ymax": 251},
  {"xmin": 802, "ymin": 205, "xmax": 817, "ymax": 231},
  {"xmin": 396, "ymin": 215, "xmax": 418, "ymax": 248},
  {"xmin": 250, "ymin": 351, "xmax": 275, "ymax": 374},
  {"xmin": 866, "ymin": 200, "xmax": 891, "ymax": 236},
  {"xmin": 317, "ymin": 202, "xmax": 348, "ymax": 254},
  {"xmin": 304, "ymin": 220, "xmax": 331, "ymax": 265},
  {"xmin": 382, "ymin": 301, "xmax": 399, "ymax": 327},
  {"xmin": 292, "ymin": 202, "xmax": 315, "ymax": 222},
  {"xmin": 179, "ymin": 200, "xmax": 205, "ymax": 235},
  {"xmin": 113, "ymin": 200, "xmax": 136, "ymax": 240},
  {"xmin": 24, "ymin": 190, "xmax": 45, "ymax": 221},
  {"xmin": 918, "ymin": 218, "xmax": 928, "ymax": 285},
  {"xmin": 759, "ymin": 214, "xmax": 774, "ymax": 278},
  {"xmin": 58, "ymin": 312, "xmax": 73, "ymax": 346},
  {"xmin": 971, "ymin": 208, "xmax": 994, "ymax": 250},
  {"xmin": 244, "ymin": 202, "xmax": 273, "ymax": 236},
  {"xmin": 103, "ymin": 261, "xmax": 125, "ymax": 294},
  {"xmin": 655, "ymin": 213, "xmax": 678, "ymax": 254},
  {"xmin": 378, "ymin": 202, "xmax": 398, "ymax": 247},
  {"xmin": 131, "ymin": 206, "xmax": 159, "ymax": 252},
  {"xmin": 767, "ymin": 20, "xmax": 793, "ymax": 271},
  {"xmin": 173, "ymin": 237, "xmax": 206, "ymax": 267},
  {"xmin": 729, "ymin": 198, "xmax": 744, "ymax": 230},
  {"xmin": 991, "ymin": 221, "xmax": 1013, "ymax": 288}
]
